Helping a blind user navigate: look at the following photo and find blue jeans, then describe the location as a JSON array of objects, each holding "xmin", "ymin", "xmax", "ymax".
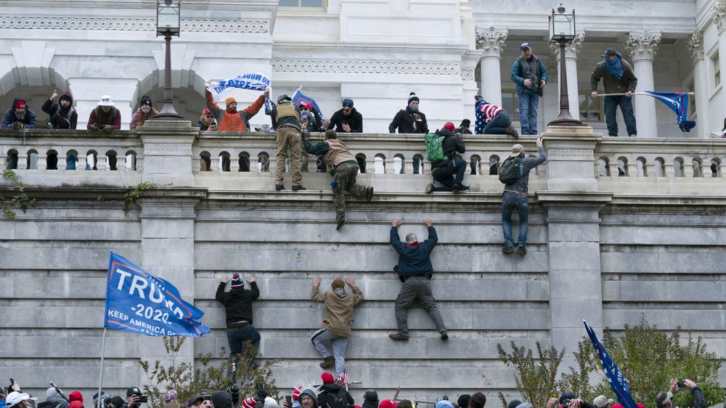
[
  {"xmin": 517, "ymin": 89, "xmax": 540, "ymax": 134},
  {"xmin": 66, "ymin": 153, "xmax": 78, "ymax": 170},
  {"xmin": 431, "ymin": 159, "xmax": 466, "ymax": 191},
  {"xmin": 227, "ymin": 325, "xmax": 261, "ymax": 359},
  {"xmin": 483, "ymin": 112, "xmax": 513, "ymax": 134},
  {"xmin": 502, "ymin": 192, "xmax": 529, "ymax": 248},
  {"xmin": 604, "ymin": 96, "xmax": 637, "ymax": 136}
]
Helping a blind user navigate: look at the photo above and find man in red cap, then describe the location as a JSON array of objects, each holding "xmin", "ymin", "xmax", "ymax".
[
  {"xmin": 425, "ymin": 122, "xmax": 469, "ymax": 193},
  {"xmin": 216, "ymin": 273, "xmax": 260, "ymax": 377},
  {"xmin": 2, "ymin": 98, "xmax": 38, "ymax": 130},
  {"xmin": 317, "ymin": 372, "xmax": 354, "ymax": 408}
]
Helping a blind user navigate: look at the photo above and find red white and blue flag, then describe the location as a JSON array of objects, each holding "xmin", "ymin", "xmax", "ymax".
[
  {"xmin": 292, "ymin": 89, "xmax": 326, "ymax": 122},
  {"xmin": 642, "ymin": 91, "xmax": 696, "ymax": 132}
]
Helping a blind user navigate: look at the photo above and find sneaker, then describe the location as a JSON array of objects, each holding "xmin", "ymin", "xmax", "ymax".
[
  {"xmin": 502, "ymin": 246, "xmax": 514, "ymax": 254},
  {"xmin": 425, "ymin": 183, "xmax": 433, "ymax": 194},
  {"xmin": 275, "ymin": 184, "xmax": 285, "ymax": 191},
  {"xmin": 389, "ymin": 332, "xmax": 409, "ymax": 341},
  {"xmin": 292, "ymin": 185, "xmax": 307, "ymax": 191},
  {"xmin": 517, "ymin": 246, "xmax": 527, "ymax": 256},
  {"xmin": 320, "ymin": 356, "xmax": 334, "ymax": 369},
  {"xmin": 505, "ymin": 127, "xmax": 519, "ymax": 139},
  {"xmin": 336, "ymin": 218, "xmax": 348, "ymax": 231},
  {"xmin": 366, "ymin": 186, "xmax": 374, "ymax": 201},
  {"xmin": 440, "ymin": 332, "xmax": 449, "ymax": 341}
]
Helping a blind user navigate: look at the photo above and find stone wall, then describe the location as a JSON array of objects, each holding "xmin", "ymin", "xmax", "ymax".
[{"xmin": 1, "ymin": 125, "xmax": 725, "ymax": 404}]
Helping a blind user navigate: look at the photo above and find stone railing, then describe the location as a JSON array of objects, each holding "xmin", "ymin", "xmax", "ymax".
[{"xmin": 3, "ymin": 124, "xmax": 726, "ymax": 196}]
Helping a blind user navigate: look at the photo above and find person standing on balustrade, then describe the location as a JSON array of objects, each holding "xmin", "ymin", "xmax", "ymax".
[
  {"xmin": 590, "ymin": 48, "xmax": 638, "ymax": 137},
  {"xmin": 270, "ymin": 94, "xmax": 306, "ymax": 191},
  {"xmin": 511, "ymin": 42, "xmax": 547, "ymax": 135}
]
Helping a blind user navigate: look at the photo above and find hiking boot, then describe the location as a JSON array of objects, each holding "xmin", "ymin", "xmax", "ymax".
[
  {"xmin": 389, "ymin": 332, "xmax": 409, "ymax": 341},
  {"xmin": 320, "ymin": 356, "xmax": 334, "ymax": 369},
  {"xmin": 505, "ymin": 127, "xmax": 519, "ymax": 139},
  {"xmin": 502, "ymin": 246, "xmax": 514, "ymax": 254},
  {"xmin": 292, "ymin": 185, "xmax": 307, "ymax": 191},
  {"xmin": 366, "ymin": 186, "xmax": 374, "ymax": 201},
  {"xmin": 425, "ymin": 183, "xmax": 433, "ymax": 194},
  {"xmin": 517, "ymin": 246, "xmax": 527, "ymax": 256},
  {"xmin": 336, "ymin": 218, "xmax": 348, "ymax": 231},
  {"xmin": 440, "ymin": 331, "xmax": 449, "ymax": 341},
  {"xmin": 453, "ymin": 183, "xmax": 469, "ymax": 191},
  {"xmin": 275, "ymin": 184, "xmax": 285, "ymax": 191}
]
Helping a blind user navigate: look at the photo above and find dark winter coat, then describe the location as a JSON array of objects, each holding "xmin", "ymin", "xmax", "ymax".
[
  {"xmin": 390, "ymin": 226, "xmax": 438, "ymax": 276},
  {"xmin": 2, "ymin": 98, "xmax": 38, "ymax": 129},
  {"xmin": 326, "ymin": 108, "xmax": 363, "ymax": 133},
  {"xmin": 590, "ymin": 59, "xmax": 638, "ymax": 94},
  {"xmin": 317, "ymin": 384, "xmax": 354, "ymax": 408},
  {"xmin": 87, "ymin": 106, "xmax": 121, "ymax": 129},
  {"xmin": 41, "ymin": 91, "xmax": 77, "ymax": 129},
  {"xmin": 215, "ymin": 282, "xmax": 260, "ymax": 327},
  {"xmin": 431, "ymin": 128, "xmax": 465, "ymax": 169},
  {"xmin": 389, "ymin": 108, "xmax": 428, "ymax": 134},
  {"xmin": 511, "ymin": 55, "xmax": 548, "ymax": 95}
]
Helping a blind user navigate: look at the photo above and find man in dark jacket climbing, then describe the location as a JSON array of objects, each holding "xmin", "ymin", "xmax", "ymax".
[
  {"xmin": 317, "ymin": 372, "xmax": 354, "ymax": 408},
  {"xmin": 389, "ymin": 217, "xmax": 447, "ymax": 341},
  {"xmin": 2, "ymin": 98, "xmax": 38, "ymax": 129},
  {"xmin": 216, "ymin": 273, "xmax": 261, "ymax": 363},
  {"xmin": 42, "ymin": 90, "xmax": 77, "ymax": 129},
  {"xmin": 425, "ymin": 122, "xmax": 468, "ymax": 193}
]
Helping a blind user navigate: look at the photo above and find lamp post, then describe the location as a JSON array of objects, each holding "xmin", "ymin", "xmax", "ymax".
[
  {"xmin": 548, "ymin": 4, "xmax": 584, "ymax": 127},
  {"xmin": 153, "ymin": 0, "xmax": 184, "ymax": 119}
]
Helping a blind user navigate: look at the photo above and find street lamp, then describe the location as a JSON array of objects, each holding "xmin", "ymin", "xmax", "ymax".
[
  {"xmin": 153, "ymin": 0, "xmax": 183, "ymax": 119},
  {"xmin": 548, "ymin": 4, "xmax": 584, "ymax": 126}
]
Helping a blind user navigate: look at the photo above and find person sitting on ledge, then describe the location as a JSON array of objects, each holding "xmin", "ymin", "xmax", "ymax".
[
  {"xmin": 2, "ymin": 98, "xmax": 38, "ymax": 130},
  {"xmin": 87, "ymin": 95, "xmax": 121, "ymax": 133},
  {"xmin": 204, "ymin": 85, "xmax": 265, "ymax": 132},
  {"xmin": 426, "ymin": 122, "xmax": 469, "ymax": 193}
]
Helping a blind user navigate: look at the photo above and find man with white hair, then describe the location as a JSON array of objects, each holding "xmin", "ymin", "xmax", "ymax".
[{"xmin": 389, "ymin": 217, "xmax": 447, "ymax": 341}]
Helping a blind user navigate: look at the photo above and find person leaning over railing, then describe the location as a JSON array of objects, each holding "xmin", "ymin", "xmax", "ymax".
[
  {"xmin": 42, "ymin": 90, "xmax": 77, "ymax": 129},
  {"xmin": 130, "ymin": 95, "xmax": 158, "ymax": 130},
  {"xmin": 87, "ymin": 95, "xmax": 121, "ymax": 133},
  {"xmin": 2, "ymin": 98, "xmax": 37, "ymax": 130}
]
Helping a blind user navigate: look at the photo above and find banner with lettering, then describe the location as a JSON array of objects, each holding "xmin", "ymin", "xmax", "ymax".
[
  {"xmin": 206, "ymin": 73, "xmax": 270, "ymax": 96},
  {"xmin": 104, "ymin": 252, "xmax": 210, "ymax": 337}
]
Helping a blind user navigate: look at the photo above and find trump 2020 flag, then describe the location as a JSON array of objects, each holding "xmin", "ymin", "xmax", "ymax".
[
  {"xmin": 642, "ymin": 91, "xmax": 696, "ymax": 132},
  {"xmin": 292, "ymin": 89, "xmax": 326, "ymax": 122},
  {"xmin": 104, "ymin": 252, "xmax": 210, "ymax": 337},
  {"xmin": 584, "ymin": 320, "xmax": 637, "ymax": 408},
  {"xmin": 207, "ymin": 73, "xmax": 270, "ymax": 97}
]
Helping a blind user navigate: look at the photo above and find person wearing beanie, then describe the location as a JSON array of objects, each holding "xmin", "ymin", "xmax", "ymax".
[
  {"xmin": 2, "ymin": 98, "xmax": 38, "ymax": 130},
  {"xmin": 87, "ymin": 95, "xmax": 121, "ymax": 133},
  {"xmin": 389, "ymin": 92, "xmax": 428, "ymax": 174},
  {"xmin": 216, "ymin": 273, "xmax": 261, "ymax": 377},
  {"xmin": 130, "ymin": 95, "xmax": 159, "ymax": 130},
  {"xmin": 317, "ymin": 372, "xmax": 354, "ymax": 408},
  {"xmin": 42, "ymin": 90, "xmax": 77, "ymax": 129},
  {"xmin": 590, "ymin": 48, "xmax": 638, "ymax": 137},
  {"xmin": 511, "ymin": 42, "xmax": 548, "ymax": 135},
  {"xmin": 457, "ymin": 119, "xmax": 472, "ymax": 135},
  {"xmin": 425, "ymin": 121, "xmax": 469, "ymax": 193},
  {"xmin": 362, "ymin": 390, "xmax": 378, "ymax": 408},
  {"xmin": 378, "ymin": 400, "xmax": 398, "ymax": 408},
  {"xmin": 303, "ymin": 129, "xmax": 374, "ymax": 230},
  {"xmin": 311, "ymin": 276, "xmax": 364, "ymax": 378},
  {"xmin": 389, "ymin": 217, "xmax": 447, "ymax": 341},
  {"xmin": 269, "ymin": 93, "xmax": 306, "ymax": 191},
  {"xmin": 69, "ymin": 392, "xmax": 83, "ymax": 404},
  {"xmin": 211, "ymin": 392, "xmax": 233, "ymax": 408},
  {"xmin": 467, "ymin": 393, "xmax": 485, "ymax": 408},
  {"xmin": 325, "ymin": 98, "xmax": 363, "ymax": 134},
  {"xmin": 474, "ymin": 95, "xmax": 518, "ymax": 137},
  {"xmin": 69, "ymin": 402, "xmax": 83, "ymax": 408},
  {"xmin": 204, "ymin": 85, "xmax": 266, "ymax": 132}
]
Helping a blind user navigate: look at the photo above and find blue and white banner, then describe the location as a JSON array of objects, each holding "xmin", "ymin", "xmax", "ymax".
[
  {"xmin": 104, "ymin": 252, "xmax": 210, "ymax": 337},
  {"xmin": 584, "ymin": 320, "xmax": 637, "ymax": 408},
  {"xmin": 207, "ymin": 73, "xmax": 270, "ymax": 96},
  {"xmin": 642, "ymin": 91, "xmax": 696, "ymax": 132}
]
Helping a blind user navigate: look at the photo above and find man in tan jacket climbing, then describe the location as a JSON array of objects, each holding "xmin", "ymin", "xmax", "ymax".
[{"xmin": 311, "ymin": 277, "xmax": 364, "ymax": 381}]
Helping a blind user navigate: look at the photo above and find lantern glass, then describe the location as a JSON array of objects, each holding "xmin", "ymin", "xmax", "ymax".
[
  {"xmin": 157, "ymin": 3, "xmax": 180, "ymax": 35},
  {"xmin": 550, "ymin": 12, "xmax": 574, "ymax": 41}
]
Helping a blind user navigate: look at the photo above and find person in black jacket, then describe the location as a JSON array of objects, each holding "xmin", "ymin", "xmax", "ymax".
[
  {"xmin": 317, "ymin": 372, "xmax": 354, "ymax": 408},
  {"xmin": 216, "ymin": 273, "xmax": 261, "ymax": 364},
  {"xmin": 655, "ymin": 379, "xmax": 706, "ymax": 408},
  {"xmin": 42, "ymin": 90, "xmax": 77, "ymax": 129},
  {"xmin": 389, "ymin": 217, "xmax": 446, "ymax": 341},
  {"xmin": 426, "ymin": 122, "xmax": 469, "ymax": 193},
  {"xmin": 390, "ymin": 92, "xmax": 428, "ymax": 174},
  {"xmin": 325, "ymin": 98, "xmax": 363, "ymax": 134}
]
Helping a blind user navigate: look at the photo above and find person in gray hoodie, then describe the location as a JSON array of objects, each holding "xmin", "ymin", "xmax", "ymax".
[
  {"xmin": 39, "ymin": 388, "xmax": 69, "ymax": 408},
  {"xmin": 298, "ymin": 390, "xmax": 317, "ymax": 408}
]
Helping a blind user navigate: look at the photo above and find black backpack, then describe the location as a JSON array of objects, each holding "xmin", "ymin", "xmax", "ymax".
[
  {"xmin": 319, "ymin": 388, "xmax": 350, "ymax": 408},
  {"xmin": 498, "ymin": 156, "xmax": 523, "ymax": 184}
]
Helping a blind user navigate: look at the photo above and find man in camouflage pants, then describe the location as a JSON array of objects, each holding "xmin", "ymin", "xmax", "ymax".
[{"xmin": 303, "ymin": 129, "xmax": 374, "ymax": 230}]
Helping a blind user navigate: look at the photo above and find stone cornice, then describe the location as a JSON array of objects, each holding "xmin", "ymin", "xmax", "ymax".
[
  {"xmin": 271, "ymin": 60, "xmax": 460, "ymax": 76},
  {"xmin": 0, "ymin": 16, "xmax": 269, "ymax": 33},
  {"xmin": 626, "ymin": 31, "xmax": 662, "ymax": 62},
  {"xmin": 687, "ymin": 31, "xmax": 705, "ymax": 62},
  {"xmin": 475, "ymin": 27, "xmax": 508, "ymax": 58}
]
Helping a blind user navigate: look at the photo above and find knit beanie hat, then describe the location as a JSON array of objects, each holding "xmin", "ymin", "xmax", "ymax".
[
  {"xmin": 443, "ymin": 122, "xmax": 456, "ymax": 131},
  {"xmin": 457, "ymin": 395, "xmax": 470, "ymax": 408},
  {"xmin": 140, "ymin": 95, "xmax": 153, "ymax": 106},
  {"xmin": 225, "ymin": 97, "xmax": 237, "ymax": 107},
  {"xmin": 321, "ymin": 372, "xmax": 335, "ymax": 385},
  {"xmin": 506, "ymin": 400, "xmax": 521, "ymax": 408},
  {"xmin": 93, "ymin": 392, "xmax": 109, "ymax": 408},
  {"xmin": 292, "ymin": 387, "xmax": 302, "ymax": 401},
  {"xmin": 407, "ymin": 92, "xmax": 419, "ymax": 104},
  {"xmin": 364, "ymin": 390, "xmax": 378, "ymax": 403},
  {"xmin": 231, "ymin": 273, "xmax": 244, "ymax": 289},
  {"xmin": 468, "ymin": 393, "xmax": 486, "ymax": 408},
  {"xmin": 69, "ymin": 392, "xmax": 83, "ymax": 403},
  {"xmin": 14, "ymin": 100, "xmax": 26, "ymax": 110},
  {"xmin": 331, "ymin": 279, "xmax": 345, "ymax": 289}
]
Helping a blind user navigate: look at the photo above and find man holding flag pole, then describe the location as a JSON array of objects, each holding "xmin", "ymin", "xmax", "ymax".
[{"xmin": 590, "ymin": 48, "xmax": 638, "ymax": 137}]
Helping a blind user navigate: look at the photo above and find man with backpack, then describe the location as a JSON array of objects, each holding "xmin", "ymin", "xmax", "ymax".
[
  {"xmin": 425, "ymin": 122, "xmax": 469, "ymax": 193},
  {"xmin": 500, "ymin": 138, "xmax": 546, "ymax": 256},
  {"xmin": 317, "ymin": 372, "xmax": 354, "ymax": 408}
]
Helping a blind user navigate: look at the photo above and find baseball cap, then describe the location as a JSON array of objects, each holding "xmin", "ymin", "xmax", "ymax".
[
  {"xmin": 520, "ymin": 42, "xmax": 531, "ymax": 50},
  {"xmin": 187, "ymin": 396, "xmax": 203, "ymax": 408},
  {"xmin": 602, "ymin": 48, "xmax": 618, "ymax": 58},
  {"xmin": 127, "ymin": 388, "xmax": 142, "ymax": 397},
  {"xmin": 6, "ymin": 392, "xmax": 30, "ymax": 408}
]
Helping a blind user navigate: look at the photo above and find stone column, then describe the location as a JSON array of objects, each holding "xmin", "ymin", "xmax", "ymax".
[
  {"xmin": 688, "ymin": 32, "xmax": 710, "ymax": 138},
  {"xmin": 550, "ymin": 32, "xmax": 585, "ymax": 121},
  {"xmin": 137, "ymin": 119, "xmax": 199, "ymax": 187},
  {"xmin": 626, "ymin": 31, "xmax": 661, "ymax": 138},
  {"xmin": 713, "ymin": 5, "xmax": 726, "ymax": 125},
  {"xmin": 476, "ymin": 27, "xmax": 508, "ymax": 106}
]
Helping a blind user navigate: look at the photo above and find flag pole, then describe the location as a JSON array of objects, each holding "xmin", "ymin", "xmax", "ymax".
[
  {"xmin": 597, "ymin": 92, "xmax": 695, "ymax": 97},
  {"xmin": 97, "ymin": 327, "xmax": 107, "ymax": 408},
  {"xmin": 291, "ymin": 85, "xmax": 303, "ymax": 99}
]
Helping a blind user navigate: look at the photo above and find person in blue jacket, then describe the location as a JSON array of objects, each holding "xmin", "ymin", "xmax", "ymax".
[{"xmin": 511, "ymin": 43, "xmax": 547, "ymax": 135}]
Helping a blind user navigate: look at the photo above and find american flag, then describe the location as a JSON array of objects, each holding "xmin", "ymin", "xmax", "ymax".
[{"xmin": 337, "ymin": 372, "xmax": 351, "ymax": 386}]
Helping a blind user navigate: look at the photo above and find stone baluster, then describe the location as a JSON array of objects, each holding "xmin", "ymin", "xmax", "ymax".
[
  {"xmin": 96, "ymin": 155, "xmax": 107, "ymax": 171},
  {"xmin": 117, "ymin": 156, "xmax": 127, "ymax": 171},
  {"xmin": 37, "ymin": 155, "xmax": 47, "ymax": 171},
  {"xmin": 57, "ymin": 155, "xmax": 66, "ymax": 171},
  {"xmin": 230, "ymin": 155, "xmax": 240, "ymax": 173},
  {"xmin": 78, "ymin": 155, "xmax": 87, "ymax": 171},
  {"xmin": 645, "ymin": 162, "xmax": 656, "ymax": 178},
  {"xmin": 17, "ymin": 153, "xmax": 27, "ymax": 170},
  {"xmin": 627, "ymin": 163, "xmax": 637, "ymax": 178},
  {"xmin": 684, "ymin": 162, "xmax": 694, "ymax": 178},
  {"xmin": 626, "ymin": 31, "xmax": 661, "ymax": 138},
  {"xmin": 249, "ymin": 156, "xmax": 259, "ymax": 173},
  {"xmin": 608, "ymin": 162, "xmax": 619, "ymax": 178},
  {"xmin": 665, "ymin": 163, "xmax": 675, "ymax": 178},
  {"xmin": 385, "ymin": 158, "xmax": 394, "ymax": 174},
  {"xmin": 476, "ymin": 27, "xmax": 508, "ymax": 106},
  {"xmin": 403, "ymin": 158, "xmax": 413, "ymax": 174},
  {"xmin": 0, "ymin": 155, "xmax": 6, "ymax": 171},
  {"xmin": 192, "ymin": 156, "xmax": 201, "ymax": 173},
  {"xmin": 210, "ymin": 156, "xmax": 220, "ymax": 172}
]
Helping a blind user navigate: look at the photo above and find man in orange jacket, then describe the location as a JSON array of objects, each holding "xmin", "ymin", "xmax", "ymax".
[{"xmin": 204, "ymin": 86, "xmax": 266, "ymax": 132}]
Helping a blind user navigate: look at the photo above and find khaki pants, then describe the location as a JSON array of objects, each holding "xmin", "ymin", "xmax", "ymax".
[
  {"xmin": 333, "ymin": 161, "xmax": 368, "ymax": 222},
  {"xmin": 274, "ymin": 127, "xmax": 303, "ymax": 186}
]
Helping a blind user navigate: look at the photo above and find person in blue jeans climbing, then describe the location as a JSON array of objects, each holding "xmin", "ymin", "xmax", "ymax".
[
  {"xmin": 502, "ymin": 138, "xmax": 546, "ymax": 256},
  {"xmin": 216, "ymin": 273, "xmax": 260, "ymax": 376}
]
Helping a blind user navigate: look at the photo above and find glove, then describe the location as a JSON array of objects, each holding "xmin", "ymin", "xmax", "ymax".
[
  {"xmin": 90, "ymin": 123, "xmax": 101, "ymax": 131},
  {"xmin": 102, "ymin": 125, "xmax": 113, "ymax": 133},
  {"xmin": 12, "ymin": 121, "xmax": 24, "ymax": 130}
]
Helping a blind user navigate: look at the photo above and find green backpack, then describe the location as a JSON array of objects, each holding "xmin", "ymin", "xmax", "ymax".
[{"xmin": 425, "ymin": 133, "xmax": 447, "ymax": 162}]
